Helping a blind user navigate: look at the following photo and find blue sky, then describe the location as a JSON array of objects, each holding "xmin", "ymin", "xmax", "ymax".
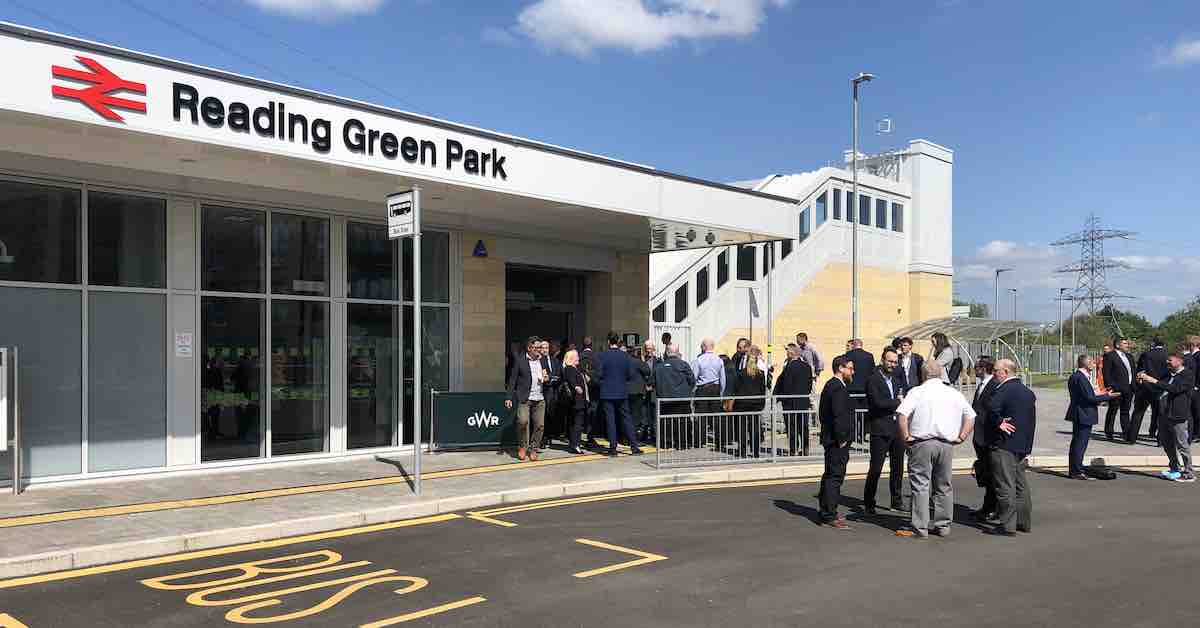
[{"xmin": 5, "ymin": 0, "xmax": 1199, "ymax": 323}]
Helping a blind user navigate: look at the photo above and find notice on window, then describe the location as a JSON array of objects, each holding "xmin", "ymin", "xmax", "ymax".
[{"xmin": 174, "ymin": 332, "xmax": 194, "ymax": 358}]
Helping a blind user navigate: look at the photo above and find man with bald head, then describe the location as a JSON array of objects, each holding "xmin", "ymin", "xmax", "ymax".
[
  {"xmin": 691, "ymin": 338, "xmax": 726, "ymax": 426},
  {"xmin": 654, "ymin": 343, "xmax": 696, "ymax": 449},
  {"xmin": 985, "ymin": 358, "xmax": 1037, "ymax": 536}
]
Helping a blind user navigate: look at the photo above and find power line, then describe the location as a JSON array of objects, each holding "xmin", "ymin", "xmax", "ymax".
[
  {"xmin": 5, "ymin": 0, "xmax": 96, "ymax": 38},
  {"xmin": 116, "ymin": 0, "xmax": 305, "ymax": 86},
  {"xmin": 194, "ymin": 0, "xmax": 428, "ymax": 115}
]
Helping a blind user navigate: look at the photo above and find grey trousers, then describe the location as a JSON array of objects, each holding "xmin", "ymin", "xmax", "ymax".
[
  {"xmin": 907, "ymin": 439, "xmax": 955, "ymax": 533},
  {"xmin": 1162, "ymin": 420, "xmax": 1194, "ymax": 474},
  {"xmin": 515, "ymin": 400, "xmax": 545, "ymax": 451},
  {"xmin": 990, "ymin": 448, "xmax": 1032, "ymax": 533}
]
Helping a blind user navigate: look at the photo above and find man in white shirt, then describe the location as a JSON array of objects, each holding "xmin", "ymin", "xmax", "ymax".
[{"xmin": 897, "ymin": 360, "xmax": 976, "ymax": 538}]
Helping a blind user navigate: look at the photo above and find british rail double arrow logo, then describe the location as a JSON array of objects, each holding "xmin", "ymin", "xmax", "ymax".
[{"xmin": 51, "ymin": 55, "xmax": 147, "ymax": 122}]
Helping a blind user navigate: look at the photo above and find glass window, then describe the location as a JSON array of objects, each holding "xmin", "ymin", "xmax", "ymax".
[
  {"xmin": 816, "ymin": 193, "xmax": 827, "ymax": 225},
  {"xmin": 876, "ymin": 198, "xmax": 888, "ymax": 228},
  {"xmin": 88, "ymin": 292, "xmax": 166, "ymax": 472},
  {"xmin": 348, "ymin": 222, "xmax": 397, "ymax": 300},
  {"xmin": 859, "ymin": 194, "xmax": 871, "ymax": 225},
  {"xmin": 0, "ymin": 180, "xmax": 79, "ymax": 284},
  {"xmin": 88, "ymin": 191, "xmax": 166, "ymax": 288},
  {"xmin": 716, "ymin": 250, "xmax": 729, "ymax": 288},
  {"xmin": 780, "ymin": 239, "xmax": 793, "ymax": 258},
  {"xmin": 892, "ymin": 203, "xmax": 904, "ymax": 232},
  {"xmin": 271, "ymin": 300, "xmax": 330, "ymax": 455},
  {"xmin": 201, "ymin": 297, "xmax": 263, "ymax": 462},
  {"xmin": 0, "ymin": 287, "xmax": 82, "ymax": 478},
  {"xmin": 832, "ymin": 189, "xmax": 842, "ymax": 220},
  {"xmin": 736, "ymin": 245, "xmax": 756, "ymax": 281},
  {"xmin": 203, "ymin": 206, "xmax": 265, "ymax": 293},
  {"xmin": 762, "ymin": 245, "xmax": 772, "ymax": 275},
  {"xmin": 403, "ymin": 305, "xmax": 449, "ymax": 444},
  {"xmin": 271, "ymin": 213, "xmax": 328, "ymax": 296},
  {"xmin": 348, "ymin": 304, "xmax": 397, "ymax": 449},
  {"xmin": 674, "ymin": 284, "xmax": 688, "ymax": 323},
  {"xmin": 799, "ymin": 208, "xmax": 811, "ymax": 242},
  {"xmin": 846, "ymin": 192, "xmax": 855, "ymax": 222},
  {"xmin": 696, "ymin": 267, "xmax": 710, "ymax": 306},
  {"xmin": 403, "ymin": 230, "xmax": 450, "ymax": 303},
  {"xmin": 652, "ymin": 302, "xmax": 666, "ymax": 323}
]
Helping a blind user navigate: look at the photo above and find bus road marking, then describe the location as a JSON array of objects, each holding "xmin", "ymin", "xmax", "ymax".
[{"xmin": 572, "ymin": 539, "xmax": 668, "ymax": 579}]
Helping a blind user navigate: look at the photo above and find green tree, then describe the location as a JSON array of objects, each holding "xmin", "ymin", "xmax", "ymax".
[{"xmin": 1155, "ymin": 298, "xmax": 1200, "ymax": 349}]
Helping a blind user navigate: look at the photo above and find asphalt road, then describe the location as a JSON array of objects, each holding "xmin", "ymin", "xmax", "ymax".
[{"xmin": 3, "ymin": 466, "xmax": 1198, "ymax": 627}]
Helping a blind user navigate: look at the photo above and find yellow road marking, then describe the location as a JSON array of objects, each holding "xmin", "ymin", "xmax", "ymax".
[
  {"xmin": 0, "ymin": 448, "xmax": 656, "ymax": 530},
  {"xmin": 0, "ymin": 614, "xmax": 29, "ymax": 628},
  {"xmin": 572, "ymin": 539, "xmax": 668, "ymax": 579},
  {"xmin": 464, "ymin": 512, "xmax": 518, "ymax": 528},
  {"xmin": 360, "ymin": 596, "xmax": 488, "ymax": 627},
  {"xmin": 0, "ymin": 513, "xmax": 460, "ymax": 591}
]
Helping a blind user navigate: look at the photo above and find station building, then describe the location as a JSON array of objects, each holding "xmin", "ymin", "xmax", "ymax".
[{"xmin": 0, "ymin": 23, "xmax": 801, "ymax": 485}]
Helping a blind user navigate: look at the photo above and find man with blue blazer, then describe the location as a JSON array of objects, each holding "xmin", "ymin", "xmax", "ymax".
[
  {"xmin": 595, "ymin": 332, "xmax": 643, "ymax": 457},
  {"xmin": 1066, "ymin": 354, "xmax": 1117, "ymax": 479},
  {"xmin": 987, "ymin": 359, "xmax": 1037, "ymax": 536}
]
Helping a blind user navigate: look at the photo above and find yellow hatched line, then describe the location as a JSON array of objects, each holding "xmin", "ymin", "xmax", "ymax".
[
  {"xmin": 0, "ymin": 513, "xmax": 461, "ymax": 590},
  {"xmin": 360, "ymin": 596, "xmax": 488, "ymax": 627},
  {"xmin": 572, "ymin": 539, "xmax": 668, "ymax": 579}
]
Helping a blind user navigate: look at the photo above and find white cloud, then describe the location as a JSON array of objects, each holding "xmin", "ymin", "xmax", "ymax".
[
  {"xmin": 1156, "ymin": 37, "xmax": 1200, "ymax": 67},
  {"xmin": 956, "ymin": 264, "xmax": 994, "ymax": 281},
  {"xmin": 975, "ymin": 240, "xmax": 1056, "ymax": 261},
  {"xmin": 244, "ymin": 0, "xmax": 385, "ymax": 19},
  {"xmin": 1145, "ymin": 295, "xmax": 1175, "ymax": 305},
  {"xmin": 1113, "ymin": 255, "xmax": 1200, "ymax": 272},
  {"xmin": 514, "ymin": 0, "xmax": 790, "ymax": 56}
]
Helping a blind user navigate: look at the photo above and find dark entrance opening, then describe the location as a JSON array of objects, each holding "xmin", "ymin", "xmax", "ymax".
[{"xmin": 505, "ymin": 265, "xmax": 586, "ymax": 356}]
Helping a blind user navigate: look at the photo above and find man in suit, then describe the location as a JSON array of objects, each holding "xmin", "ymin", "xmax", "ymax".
[
  {"xmin": 1066, "ymin": 354, "xmax": 1117, "ymax": 479},
  {"xmin": 841, "ymin": 339, "xmax": 875, "ymax": 416},
  {"xmin": 894, "ymin": 336, "xmax": 925, "ymax": 393},
  {"xmin": 1186, "ymin": 336, "xmax": 1200, "ymax": 444},
  {"xmin": 986, "ymin": 359, "xmax": 1037, "ymax": 536},
  {"xmin": 731, "ymin": 337, "xmax": 751, "ymax": 373},
  {"xmin": 773, "ymin": 345, "xmax": 814, "ymax": 456},
  {"xmin": 817, "ymin": 356, "xmax": 856, "ymax": 529},
  {"xmin": 505, "ymin": 336, "xmax": 547, "ymax": 461},
  {"xmin": 863, "ymin": 347, "xmax": 905, "ymax": 514},
  {"xmin": 595, "ymin": 332, "xmax": 643, "ymax": 457},
  {"xmin": 1102, "ymin": 337, "xmax": 1135, "ymax": 441},
  {"xmin": 1129, "ymin": 337, "xmax": 1168, "ymax": 443},
  {"xmin": 971, "ymin": 356, "xmax": 1000, "ymax": 520},
  {"xmin": 539, "ymin": 339, "xmax": 563, "ymax": 450},
  {"xmin": 638, "ymin": 340, "xmax": 660, "ymax": 443},
  {"xmin": 1137, "ymin": 352, "xmax": 1196, "ymax": 482}
]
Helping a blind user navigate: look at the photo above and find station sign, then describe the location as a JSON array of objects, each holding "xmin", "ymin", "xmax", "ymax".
[{"xmin": 388, "ymin": 189, "xmax": 420, "ymax": 239}]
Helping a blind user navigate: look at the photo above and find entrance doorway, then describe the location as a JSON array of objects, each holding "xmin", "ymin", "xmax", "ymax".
[{"xmin": 505, "ymin": 265, "xmax": 586, "ymax": 352}]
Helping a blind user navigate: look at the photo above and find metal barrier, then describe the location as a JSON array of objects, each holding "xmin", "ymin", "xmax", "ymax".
[{"xmin": 654, "ymin": 393, "xmax": 870, "ymax": 468}]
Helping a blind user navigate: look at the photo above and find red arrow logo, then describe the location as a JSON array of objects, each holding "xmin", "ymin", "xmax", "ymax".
[{"xmin": 51, "ymin": 56, "xmax": 147, "ymax": 122}]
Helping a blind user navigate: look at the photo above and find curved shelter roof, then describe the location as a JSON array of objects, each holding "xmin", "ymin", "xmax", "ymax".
[{"xmin": 886, "ymin": 317, "xmax": 1041, "ymax": 343}]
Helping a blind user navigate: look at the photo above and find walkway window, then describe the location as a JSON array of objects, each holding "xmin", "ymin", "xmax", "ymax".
[
  {"xmin": 799, "ymin": 208, "xmax": 810, "ymax": 242},
  {"xmin": 781, "ymin": 239, "xmax": 793, "ymax": 258},
  {"xmin": 892, "ymin": 203, "xmax": 904, "ymax": 232},
  {"xmin": 717, "ymin": 250, "xmax": 729, "ymax": 288},
  {"xmin": 736, "ymin": 245, "xmax": 756, "ymax": 281},
  {"xmin": 696, "ymin": 266, "xmax": 710, "ymax": 306},
  {"xmin": 846, "ymin": 193, "xmax": 854, "ymax": 222},
  {"xmin": 859, "ymin": 194, "xmax": 871, "ymax": 225},
  {"xmin": 652, "ymin": 302, "xmax": 666, "ymax": 323},
  {"xmin": 816, "ymin": 193, "xmax": 827, "ymax": 225},
  {"xmin": 875, "ymin": 198, "xmax": 887, "ymax": 229},
  {"xmin": 832, "ymin": 189, "xmax": 842, "ymax": 220},
  {"xmin": 674, "ymin": 284, "xmax": 688, "ymax": 323}
]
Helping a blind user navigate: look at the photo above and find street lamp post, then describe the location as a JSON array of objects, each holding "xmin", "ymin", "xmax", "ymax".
[
  {"xmin": 850, "ymin": 71, "xmax": 874, "ymax": 339},
  {"xmin": 1010, "ymin": 288, "xmax": 1019, "ymax": 360},
  {"xmin": 1057, "ymin": 288, "xmax": 1067, "ymax": 376},
  {"xmin": 993, "ymin": 268, "xmax": 1013, "ymax": 320}
]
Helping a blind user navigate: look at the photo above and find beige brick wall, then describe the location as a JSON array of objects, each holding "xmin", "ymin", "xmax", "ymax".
[
  {"xmin": 715, "ymin": 263, "xmax": 951, "ymax": 385},
  {"xmin": 584, "ymin": 252, "xmax": 649, "ymax": 343},
  {"xmin": 461, "ymin": 232, "xmax": 506, "ymax": 391}
]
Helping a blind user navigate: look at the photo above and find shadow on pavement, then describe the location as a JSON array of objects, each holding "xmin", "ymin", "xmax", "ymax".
[{"xmin": 373, "ymin": 455, "xmax": 414, "ymax": 490}]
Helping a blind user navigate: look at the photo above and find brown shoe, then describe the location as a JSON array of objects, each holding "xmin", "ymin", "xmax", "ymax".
[
  {"xmin": 825, "ymin": 519, "xmax": 852, "ymax": 530},
  {"xmin": 517, "ymin": 447, "xmax": 527, "ymax": 461},
  {"xmin": 529, "ymin": 450, "xmax": 539, "ymax": 461}
]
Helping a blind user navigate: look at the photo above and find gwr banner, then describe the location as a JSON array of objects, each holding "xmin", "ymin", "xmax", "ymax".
[{"xmin": 430, "ymin": 392, "xmax": 517, "ymax": 450}]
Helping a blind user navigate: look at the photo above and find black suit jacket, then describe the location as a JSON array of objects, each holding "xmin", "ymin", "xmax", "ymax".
[
  {"xmin": 773, "ymin": 359, "xmax": 813, "ymax": 411},
  {"xmin": 842, "ymin": 348, "xmax": 875, "ymax": 394},
  {"xmin": 1150, "ymin": 368, "xmax": 1195, "ymax": 423},
  {"xmin": 507, "ymin": 354, "xmax": 538, "ymax": 405},
  {"xmin": 1102, "ymin": 350, "xmax": 1134, "ymax": 394},
  {"xmin": 987, "ymin": 378, "xmax": 1037, "ymax": 456},
  {"xmin": 819, "ymin": 377, "xmax": 853, "ymax": 446},
  {"xmin": 1137, "ymin": 347, "xmax": 1169, "ymax": 393},
  {"xmin": 894, "ymin": 352, "xmax": 925, "ymax": 392},
  {"xmin": 971, "ymin": 376, "xmax": 1000, "ymax": 445},
  {"xmin": 864, "ymin": 368, "xmax": 902, "ymax": 435},
  {"xmin": 1065, "ymin": 370, "xmax": 1113, "ymax": 426}
]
